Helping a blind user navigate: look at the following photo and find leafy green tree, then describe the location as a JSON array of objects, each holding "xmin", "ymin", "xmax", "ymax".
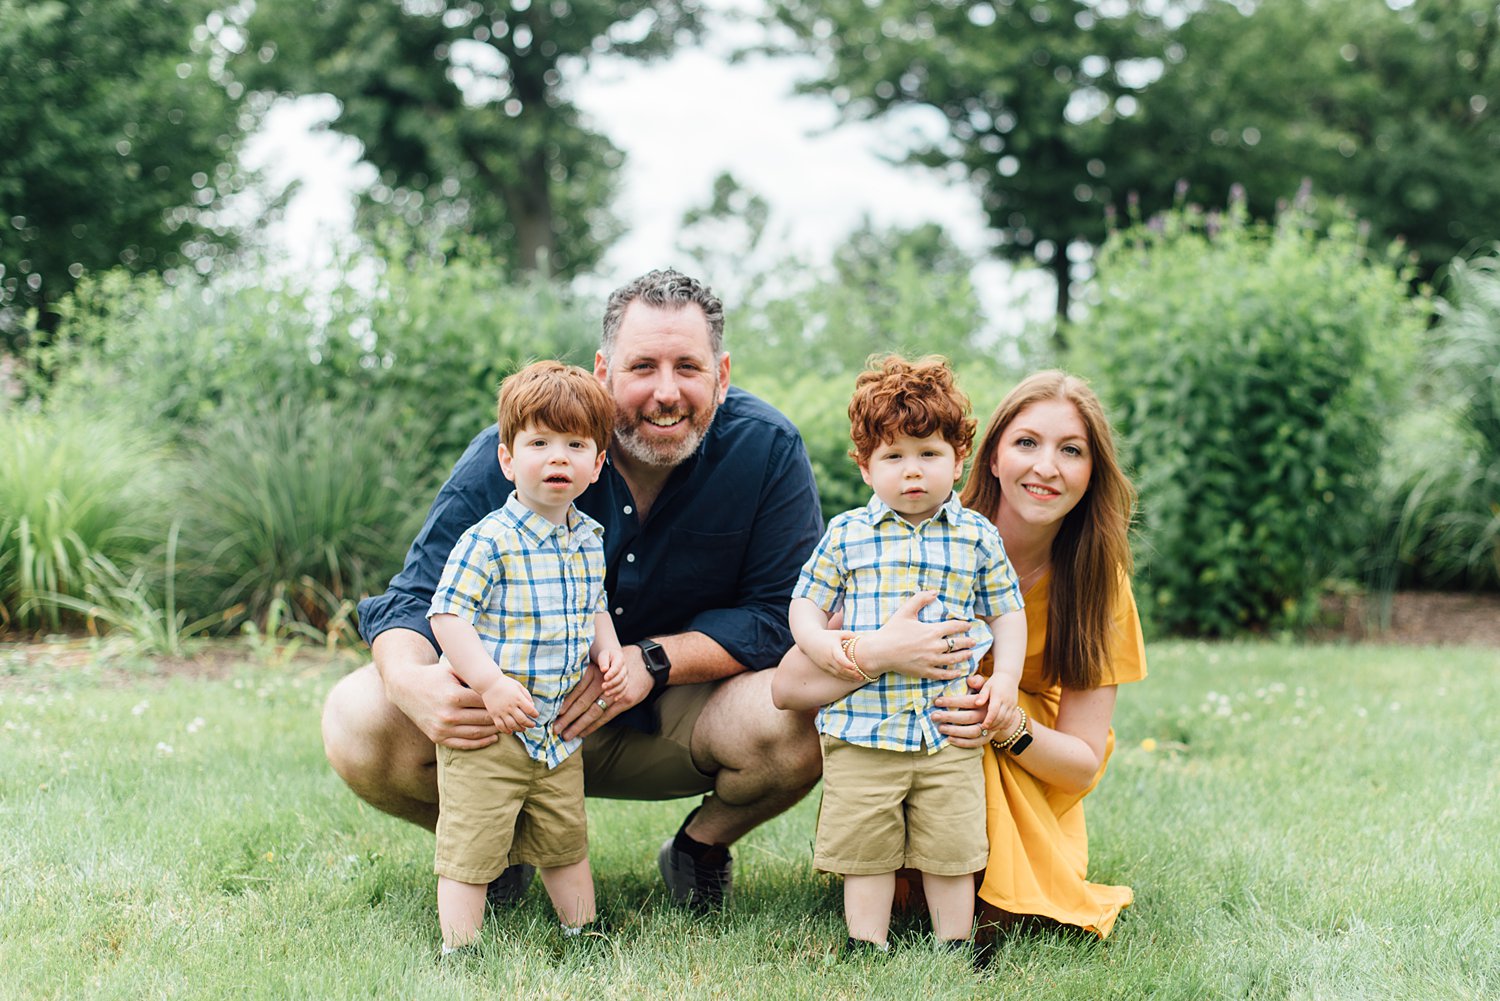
[
  {"xmin": 733, "ymin": 220, "xmax": 1008, "ymax": 520},
  {"xmin": 0, "ymin": 0, "xmax": 256, "ymax": 338},
  {"xmin": 238, "ymin": 0, "xmax": 705, "ymax": 277},
  {"xmin": 1115, "ymin": 0, "xmax": 1500, "ymax": 284},
  {"xmin": 763, "ymin": 0, "xmax": 1168, "ymax": 321},
  {"xmin": 766, "ymin": 0, "xmax": 1497, "ymax": 317},
  {"xmin": 676, "ymin": 170, "xmax": 774, "ymax": 303}
]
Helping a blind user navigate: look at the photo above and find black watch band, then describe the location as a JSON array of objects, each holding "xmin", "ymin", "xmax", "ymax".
[{"xmin": 636, "ymin": 639, "xmax": 671, "ymax": 696}]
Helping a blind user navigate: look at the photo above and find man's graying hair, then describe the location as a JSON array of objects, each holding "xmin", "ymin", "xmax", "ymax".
[{"xmin": 600, "ymin": 269, "xmax": 725, "ymax": 365}]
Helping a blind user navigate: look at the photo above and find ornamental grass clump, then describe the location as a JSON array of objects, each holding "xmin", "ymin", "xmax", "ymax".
[
  {"xmin": 0, "ymin": 406, "xmax": 171, "ymax": 632},
  {"xmin": 1371, "ymin": 248, "xmax": 1500, "ymax": 593},
  {"xmin": 171, "ymin": 396, "xmax": 431, "ymax": 637}
]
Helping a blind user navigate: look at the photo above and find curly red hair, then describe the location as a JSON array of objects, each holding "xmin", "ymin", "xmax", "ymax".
[{"xmin": 848, "ymin": 354, "xmax": 976, "ymax": 465}]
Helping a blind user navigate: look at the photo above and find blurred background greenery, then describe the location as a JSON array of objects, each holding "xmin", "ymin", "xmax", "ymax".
[{"xmin": 1, "ymin": 0, "xmax": 1496, "ymax": 645}]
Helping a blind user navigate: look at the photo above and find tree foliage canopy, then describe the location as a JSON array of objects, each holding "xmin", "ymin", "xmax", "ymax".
[
  {"xmin": 1116, "ymin": 0, "xmax": 1500, "ymax": 281},
  {"xmin": 766, "ymin": 0, "xmax": 1499, "ymax": 314},
  {"xmin": 764, "ymin": 0, "xmax": 1168, "ymax": 315},
  {"xmin": 238, "ymin": 0, "xmax": 706, "ymax": 277},
  {"xmin": 0, "ymin": 0, "xmax": 255, "ymax": 333}
]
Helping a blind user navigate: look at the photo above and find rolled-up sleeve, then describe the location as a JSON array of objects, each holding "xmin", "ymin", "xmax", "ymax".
[{"xmin": 686, "ymin": 427, "xmax": 824, "ymax": 669}]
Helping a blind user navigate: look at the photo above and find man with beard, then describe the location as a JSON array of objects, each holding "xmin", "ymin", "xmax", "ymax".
[{"xmin": 326, "ymin": 269, "xmax": 825, "ymax": 914}]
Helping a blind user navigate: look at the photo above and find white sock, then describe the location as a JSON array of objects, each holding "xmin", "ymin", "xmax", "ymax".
[
  {"xmin": 442, "ymin": 936, "xmax": 478, "ymax": 955},
  {"xmin": 561, "ymin": 924, "xmax": 583, "ymax": 937}
]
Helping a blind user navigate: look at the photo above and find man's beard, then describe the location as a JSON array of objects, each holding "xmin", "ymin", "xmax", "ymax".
[{"xmin": 611, "ymin": 397, "xmax": 718, "ymax": 469}]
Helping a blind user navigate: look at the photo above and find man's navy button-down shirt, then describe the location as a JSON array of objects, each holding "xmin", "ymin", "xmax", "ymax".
[{"xmin": 357, "ymin": 386, "xmax": 824, "ymax": 728}]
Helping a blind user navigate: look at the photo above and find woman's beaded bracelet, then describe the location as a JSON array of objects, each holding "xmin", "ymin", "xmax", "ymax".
[
  {"xmin": 990, "ymin": 706, "xmax": 1030, "ymax": 752},
  {"xmin": 841, "ymin": 636, "xmax": 877, "ymax": 683}
]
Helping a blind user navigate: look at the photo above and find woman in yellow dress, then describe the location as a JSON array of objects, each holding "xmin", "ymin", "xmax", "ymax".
[{"xmin": 773, "ymin": 369, "xmax": 1146, "ymax": 939}]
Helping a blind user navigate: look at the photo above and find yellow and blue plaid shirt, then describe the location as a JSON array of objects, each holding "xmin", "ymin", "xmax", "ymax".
[
  {"xmin": 428, "ymin": 493, "xmax": 607, "ymax": 767},
  {"xmin": 794, "ymin": 492, "xmax": 1023, "ymax": 753}
]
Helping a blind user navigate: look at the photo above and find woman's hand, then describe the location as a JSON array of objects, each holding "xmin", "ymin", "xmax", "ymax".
[
  {"xmin": 934, "ymin": 673, "xmax": 1021, "ymax": 748},
  {"xmin": 855, "ymin": 591, "xmax": 977, "ymax": 680}
]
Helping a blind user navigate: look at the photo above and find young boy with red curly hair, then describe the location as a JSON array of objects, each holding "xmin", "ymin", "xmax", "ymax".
[{"xmin": 788, "ymin": 354, "xmax": 1027, "ymax": 954}]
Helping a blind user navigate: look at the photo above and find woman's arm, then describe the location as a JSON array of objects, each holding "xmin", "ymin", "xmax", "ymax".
[
  {"xmin": 771, "ymin": 591, "xmax": 974, "ymax": 710},
  {"xmin": 1009, "ymin": 685, "xmax": 1116, "ymax": 794},
  {"xmin": 770, "ymin": 642, "xmax": 864, "ymax": 710},
  {"xmin": 936, "ymin": 678, "xmax": 1117, "ymax": 794}
]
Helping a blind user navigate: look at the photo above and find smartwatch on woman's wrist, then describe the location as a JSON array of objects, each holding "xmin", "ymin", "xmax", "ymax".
[{"xmin": 1007, "ymin": 726, "xmax": 1034, "ymax": 755}]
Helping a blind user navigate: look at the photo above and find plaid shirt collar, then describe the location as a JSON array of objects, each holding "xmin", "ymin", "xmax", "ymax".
[
  {"xmin": 863, "ymin": 489, "xmax": 964, "ymax": 529},
  {"xmin": 500, "ymin": 492, "xmax": 602, "ymax": 549}
]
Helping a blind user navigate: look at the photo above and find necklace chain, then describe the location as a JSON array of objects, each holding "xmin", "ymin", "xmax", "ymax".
[{"xmin": 1017, "ymin": 561, "xmax": 1051, "ymax": 589}]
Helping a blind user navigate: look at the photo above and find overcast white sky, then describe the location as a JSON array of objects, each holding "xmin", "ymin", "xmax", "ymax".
[{"xmin": 242, "ymin": 9, "xmax": 1043, "ymax": 324}]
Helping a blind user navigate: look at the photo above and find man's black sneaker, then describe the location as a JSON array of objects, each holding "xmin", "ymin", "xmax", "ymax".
[
  {"xmin": 485, "ymin": 863, "xmax": 535, "ymax": 909},
  {"xmin": 657, "ymin": 838, "xmax": 732, "ymax": 912}
]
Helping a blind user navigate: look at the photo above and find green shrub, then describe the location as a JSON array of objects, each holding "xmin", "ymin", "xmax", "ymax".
[
  {"xmin": 1371, "ymin": 249, "xmax": 1500, "ymax": 592},
  {"xmin": 36, "ymin": 250, "xmax": 598, "ymax": 472},
  {"xmin": 747, "ymin": 359, "xmax": 1017, "ymax": 524},
  {"xmin": 0, "ymin": 405, "xmax": 171, "ymax": 632},
  {"xmin": 171, "ymin": 396, "xmax": 432, "ymax": 635},
  {"xmin": 731, "ymin": 221, "xmax": 995, "ymax": 385},
  {"xmin": 1071, "ymin": 199, "xmax": 1428, "ymax": 635},
  {"xmin": 732, "ymin": 221, "xmax": 1015, "ymax": 520}
]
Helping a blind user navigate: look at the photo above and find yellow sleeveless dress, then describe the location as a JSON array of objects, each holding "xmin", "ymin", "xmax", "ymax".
[{"xmin": 978, "ymin": 572, "xmax": 1147, "ymax": 937}]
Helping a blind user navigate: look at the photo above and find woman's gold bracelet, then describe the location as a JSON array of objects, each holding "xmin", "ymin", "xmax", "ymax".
[
  {"xmin": 991, "ymin": 706, "xmax": 1030, "ymax": 752},
  {"xmin": 841, "ymin": 635, "xmax": 877, "ymax": 683}
]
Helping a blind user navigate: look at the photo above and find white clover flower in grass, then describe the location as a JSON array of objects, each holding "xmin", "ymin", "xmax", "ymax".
[
  {"xmin": 186, "ymin": 717, "xmax": 206, "ymax": 734},
  {"xmin": 131, "ymin": 700, "xmax": 150, "ymax": 716},
  {"xmin": 156, "ymin": 742, "xmax": 174, "ymax": 755}
]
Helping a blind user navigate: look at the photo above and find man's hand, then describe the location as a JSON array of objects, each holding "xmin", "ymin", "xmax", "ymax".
[
  {"xmin": 479, "ymin": 674, "xmax": 540, "ymax": 734},
  {"xmin": 374, "ymin": 630, "xmax": 500, "ymax": 750},
  {"xmin": 555, "ymin": 645, "xmax": 654, "ymax": 741}
]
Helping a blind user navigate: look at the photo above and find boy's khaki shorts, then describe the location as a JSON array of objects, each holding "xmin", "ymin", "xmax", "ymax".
[
  {"xmin": 434, "ymin": 735, "xmax": 587, "ymax": 884},
  {"xmin": 814, "ymin": 735, "xmax": 988, "ymax": 877}
]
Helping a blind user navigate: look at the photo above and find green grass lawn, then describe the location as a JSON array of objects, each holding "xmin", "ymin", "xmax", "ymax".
[{"xmin": 2, "ymin": 639, "xmax": 1496, "ymax": 1000}]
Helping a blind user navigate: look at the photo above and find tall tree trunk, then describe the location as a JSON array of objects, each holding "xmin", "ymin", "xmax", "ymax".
[
  {"xmin": 513, "ymin": 146, "xmax": 555, "ymax": 276},
  {"xmin": 1052, "ymin": 252, "xmax": 1071, "ymax": 353}
]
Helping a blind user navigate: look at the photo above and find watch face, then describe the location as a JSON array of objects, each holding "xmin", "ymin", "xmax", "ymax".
[{"xmin": 639, "ymin": 641, "xmax": 669, "ymax": 674}]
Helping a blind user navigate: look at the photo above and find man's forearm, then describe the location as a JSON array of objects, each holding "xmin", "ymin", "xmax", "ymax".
[
  {"xmin": 371, "ymin": 627, "xmax": 440, "ymax": 686},
  {"xmin": 644, "ymin": 631, "xmax": 746, "ymax": 687}
]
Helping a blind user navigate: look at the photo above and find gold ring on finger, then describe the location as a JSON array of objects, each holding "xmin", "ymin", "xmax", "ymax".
[{"xmin": 595, "ymin": 697, "xmax": 609, "ymax": 711}]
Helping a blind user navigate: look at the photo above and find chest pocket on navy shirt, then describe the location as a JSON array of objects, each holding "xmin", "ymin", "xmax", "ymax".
[{"xmin": 662, "ymin": 528, "xmax": 747, "ymax": 610}]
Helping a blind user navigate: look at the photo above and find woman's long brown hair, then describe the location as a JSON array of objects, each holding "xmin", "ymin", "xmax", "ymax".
[{"xmin": 960, "ymin": 371, "xmax": 1136, "ymax": 690}]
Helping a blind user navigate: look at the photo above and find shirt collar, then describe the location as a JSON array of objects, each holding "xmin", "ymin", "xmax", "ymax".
[
  {"xmin": 501, "ymin": 492, "xmax": 595, "ymax": 546},
  {"xmin": 863, "ymin": 490, "xmax": 963, "ymax": 528}
]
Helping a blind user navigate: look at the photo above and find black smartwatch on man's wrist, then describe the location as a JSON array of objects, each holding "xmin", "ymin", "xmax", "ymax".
[{"xmin": 636, "ymin": 639, "xmax": 671, "ymax": 696}]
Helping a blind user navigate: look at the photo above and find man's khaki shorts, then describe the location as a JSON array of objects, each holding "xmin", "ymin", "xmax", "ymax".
[
  {"xmin": 814, "ymin": 735, "xmax": 988, "ymax": 877},
  {"xmin": 434, "ymin": 735, "xmax": 587, "ymax": 883},
  {"xmin": 581, "ymin": 680, "xmax": 719, "ymax": 800}
]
